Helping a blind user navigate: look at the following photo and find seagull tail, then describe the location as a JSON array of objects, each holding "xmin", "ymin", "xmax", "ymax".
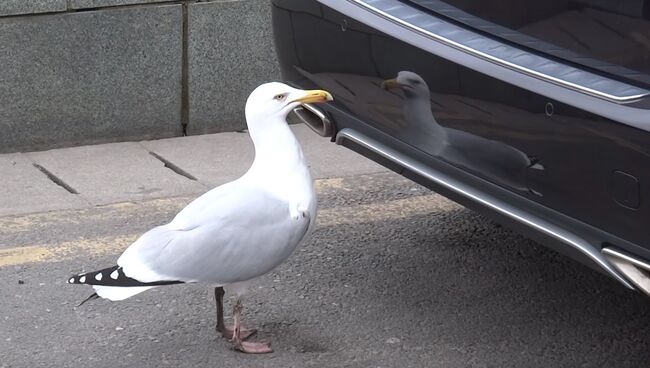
[
  {"xmin": 68, "ymin": 265, "xmax": 183, "ymax": 302},
  {"xmin": 92, "ymin": 285, "xmax": 156, "ymax": 301}
]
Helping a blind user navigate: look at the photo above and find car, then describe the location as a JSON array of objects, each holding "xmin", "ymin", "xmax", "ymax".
[{"xmin": 270, "ymin": 0, "xmax": 650, "ymax": 296}]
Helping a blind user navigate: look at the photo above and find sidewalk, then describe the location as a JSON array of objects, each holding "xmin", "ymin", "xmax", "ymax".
[{"xmin": 0, "ymin": 124, "xmax": 386, "ymax": 217}]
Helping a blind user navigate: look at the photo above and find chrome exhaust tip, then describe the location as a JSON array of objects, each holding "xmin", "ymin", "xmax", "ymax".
[
  {"xmin": 602, "ymin": 247, "xmax": 650, "ymax": 296},
  {"xmin": 292, "ymin": 103, "xmax": 333, "ymax": 138}
]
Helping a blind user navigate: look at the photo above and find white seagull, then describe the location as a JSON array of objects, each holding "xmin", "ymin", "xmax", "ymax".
[{"xmin": 68, "ymin": 83, "xmax": 333, "ymax": 354}]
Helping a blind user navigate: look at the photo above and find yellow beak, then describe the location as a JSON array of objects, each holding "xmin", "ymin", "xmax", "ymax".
[
  {"xmin": 292, "ymin": 90, "xmax": 334, "ymax": 104},
  {"xmin": 381, "ymin": 78, "xmax": 400, "ymax": 90}
]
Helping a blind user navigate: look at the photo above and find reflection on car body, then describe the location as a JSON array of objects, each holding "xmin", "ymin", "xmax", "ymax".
[{"xmin": 382, "ymin": 71, "xmax": 544, "ymax": 195}]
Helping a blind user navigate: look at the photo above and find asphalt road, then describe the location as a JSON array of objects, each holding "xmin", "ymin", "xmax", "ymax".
[{"xmin": 1, "ymin": 172, "xmax": 649, "ymax": 368}]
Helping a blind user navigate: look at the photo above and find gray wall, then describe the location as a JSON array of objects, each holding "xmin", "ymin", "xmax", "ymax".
[{"xmin": 0, "ymin": 0, "xmax": 280, "ymax": 153}]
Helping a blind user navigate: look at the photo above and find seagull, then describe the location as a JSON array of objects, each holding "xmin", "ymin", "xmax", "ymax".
[
  {"xmin": 383, "ymin": 71, "xmax": 543, "ymax": 194},
  {"xmin": 68, "ymin": 83, "xmax": 333, "ymax": 354}
]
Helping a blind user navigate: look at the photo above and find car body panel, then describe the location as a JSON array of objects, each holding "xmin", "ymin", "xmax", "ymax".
[{"xmin": 272, "ymin": 0, "xmax": 650, "ymax": 289}]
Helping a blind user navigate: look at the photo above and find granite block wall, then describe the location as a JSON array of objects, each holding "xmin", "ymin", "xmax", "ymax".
[{"xmin": 0, "ymin": 0, "xmax": 280, "ymax": 153}]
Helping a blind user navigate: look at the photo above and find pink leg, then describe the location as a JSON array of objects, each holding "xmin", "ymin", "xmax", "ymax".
[
  {"xmin": 231, "ymin": 298, "xmax": 273, "ymax": 354},
  {"xmin": 214, "ymin": 287, "xmax": 256, "ymax": 340}
]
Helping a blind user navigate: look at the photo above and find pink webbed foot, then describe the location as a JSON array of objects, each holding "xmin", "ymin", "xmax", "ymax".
[
  {"xmin": 227, "ymin": 296, "xmax": 273, "ymax": 354},
  {"xmin": 233, "ymin": 340, "xmax": 273, "ymax": 354}
]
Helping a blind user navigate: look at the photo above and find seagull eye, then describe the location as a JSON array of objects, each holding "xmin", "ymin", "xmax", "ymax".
[{"xmin": 274, "ymin": 93, "xmax": 287, "ymax": 101}]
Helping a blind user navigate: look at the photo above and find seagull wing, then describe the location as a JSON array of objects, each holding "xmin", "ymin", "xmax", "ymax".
[{"xmin": 117, "ymin": 181, "xmax": 311, "ymax": 285}]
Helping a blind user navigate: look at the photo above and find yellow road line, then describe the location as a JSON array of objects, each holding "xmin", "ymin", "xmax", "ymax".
[
  {"xmin": 0, "ymin": 245, "xmax": 55, "ymax": 266},
  {"xmin": 0, "ymin": 177, "xmax": 365, "ymax": 234},
  {"xmin": 0, "ymin": 194, "xmax": 458, "ymax": 268},
  {"xmin": 0, "ymin": 235, "xmax": 135, "ymax": 267}
]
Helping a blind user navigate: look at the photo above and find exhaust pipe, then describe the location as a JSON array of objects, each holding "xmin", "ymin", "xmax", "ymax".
[
  {"xmin": 293, "ymin": 103, "xmax": 333, "ymax": 138},
  {"xmin": 602, "ymin": 247, "xmax": 650, "ymax": 296}
]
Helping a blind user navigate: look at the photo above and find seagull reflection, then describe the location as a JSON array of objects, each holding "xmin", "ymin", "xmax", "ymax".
[{"xmin": 383, "ymin": 71, "xmax": 543, "ymax": 194}]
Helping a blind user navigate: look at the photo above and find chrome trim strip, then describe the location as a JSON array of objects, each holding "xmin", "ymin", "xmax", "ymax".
[
  {"xmin": 603, "ymin": 248, "xmax": 650, "ymax": 273},
  {"xmin": 346, "ymin": 0, "xmax": 649, "ymax": 103},
  {"xmin": 336, "ymin": 128, "xmax": 634, "ymax": 289}
]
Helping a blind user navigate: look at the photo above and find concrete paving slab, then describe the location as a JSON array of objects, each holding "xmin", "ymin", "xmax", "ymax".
[
  {"xmin": 142, "ymin": 124, "xmax": 386, "ymax": 187},
  {"xmin": 27, "ymin": 142, "xmax": 206, "ymax": 205},
  {"xmin": 142, "ymin": 131, "xmax": 255, "ymax": 187},
  {"xmin": 0, "ymin": 154, "xmax": 88, "ymax": 217},
  {"xmin": 0, "ymin": 125, "xmax": 385, "ymax": 215}
]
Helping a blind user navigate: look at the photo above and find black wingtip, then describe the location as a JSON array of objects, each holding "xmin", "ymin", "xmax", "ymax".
[
  {"xmin": 68, "ymin": 266, "xmax": 119, "ymax": 285},
  {"xmin": 68, "ymin": 265, "xmax": 183, "ymax": 287},
  {"xmin": 76, "ymin": 293, "xmax": 100, "ymax": 308}
]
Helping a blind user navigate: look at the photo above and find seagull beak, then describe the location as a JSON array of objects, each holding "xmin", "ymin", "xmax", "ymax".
[
  {"xmin": 381, "ymin": 78, "xmax": 400, "ymax": 90},
  {"xmin": 292, "ymin": 90, "xmax": 334, "ymax": 104}
]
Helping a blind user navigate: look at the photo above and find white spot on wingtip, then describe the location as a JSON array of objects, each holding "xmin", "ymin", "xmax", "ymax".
[
  {"xmin": 95, "ymin": 273, "xmax": 103, "ymax": 281},
  {"xmin": 110, "ymin": 270, "xmax": 119, "ymax": 280},
  {"xmin": 79, "ymin": 276, "xmax": 86, "ymax": 283},
  {"xmin": 68, "ymin": 278, "xmax": 74, "ymax": 284}
]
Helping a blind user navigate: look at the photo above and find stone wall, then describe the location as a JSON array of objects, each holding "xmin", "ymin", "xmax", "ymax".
[{"xmin": 0, "ymin": 0, "xmax": 279, "ymax": 153}]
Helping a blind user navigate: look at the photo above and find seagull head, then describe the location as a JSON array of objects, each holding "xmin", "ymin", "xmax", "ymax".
[
  {"xmin": 245, "ymin": 82, "xmax": 333, "ymax": 124},
  {"xmin": 381, "ymin": 71, "xmax": 430, "ymax": 99}
]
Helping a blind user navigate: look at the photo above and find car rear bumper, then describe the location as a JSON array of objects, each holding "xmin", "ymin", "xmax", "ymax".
[{"xmin": 272, "ymin": 0, "xmax": 650, "ymax": 294}]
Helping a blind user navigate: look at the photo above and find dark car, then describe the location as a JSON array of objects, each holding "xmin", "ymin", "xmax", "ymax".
[{"xmin": 271, "ymin": 0, "xmax": 650, "ymax": 296}]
